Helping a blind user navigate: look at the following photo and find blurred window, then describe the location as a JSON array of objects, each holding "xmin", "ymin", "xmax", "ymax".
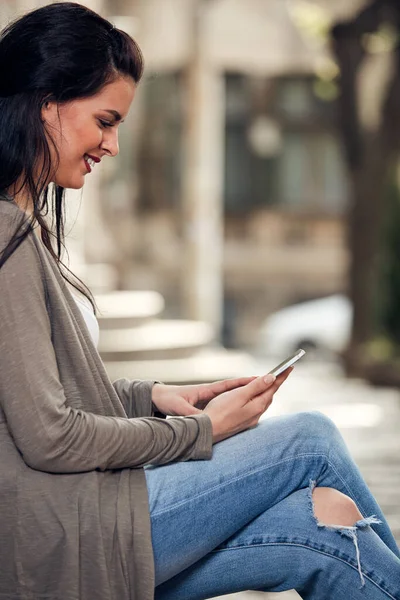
[
  {"xmin": 278, "ymin": 131, "xmax": 347, "ymax": 212},
  {"xmin": 224, "ymin": 74, "xmax": 347, "ymax": 215},
  {"xmin": 137, "ymin": 72, "xmax": 183, "ymax": 212}
]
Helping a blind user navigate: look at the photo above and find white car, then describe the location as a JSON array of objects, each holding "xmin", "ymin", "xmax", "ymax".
[{"xmin": 256, "ymin": 295, "xmax": 352, "ymax": 358}]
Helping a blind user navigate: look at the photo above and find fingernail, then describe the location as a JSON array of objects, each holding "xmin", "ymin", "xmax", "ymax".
[{"xmin": 263, "ymin": 374, "xmax": 276, "ymax": 384}]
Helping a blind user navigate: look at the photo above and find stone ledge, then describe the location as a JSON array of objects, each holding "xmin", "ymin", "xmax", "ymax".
[{"xmin": 104, "ymin": 347, "xmax": 258, "ymax": 384}]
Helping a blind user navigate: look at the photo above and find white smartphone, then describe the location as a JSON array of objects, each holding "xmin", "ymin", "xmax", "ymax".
[{"xmin": 268, "ymin": 348, "xmax": 306, "ymax": 377}]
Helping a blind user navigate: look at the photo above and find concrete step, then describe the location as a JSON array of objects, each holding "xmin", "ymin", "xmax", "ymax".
[
  {"xmin": 95, "ymin": 290, "xmax": 165, "ymax": 329},
  {"xmin": 99, "ymin": 319, "xmax": 215, "ymax": 361},
  {"xmin": 103, "ymin": 347, "xmax": 258, "ymax": 385}
]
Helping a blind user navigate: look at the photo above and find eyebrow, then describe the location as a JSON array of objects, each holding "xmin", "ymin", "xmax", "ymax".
[{"xmin": 102, "ymin": 109, "xmax": 124, "ymax": 122}]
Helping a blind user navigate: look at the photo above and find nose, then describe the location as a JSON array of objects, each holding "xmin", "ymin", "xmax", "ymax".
[{"xmin": 101, "ymin": 128, "xmax": 119, "ymax": 157}]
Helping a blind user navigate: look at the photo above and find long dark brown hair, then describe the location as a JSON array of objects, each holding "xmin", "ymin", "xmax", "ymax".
[{"xmin": 0, "ymin": 2, "xmax": 144, "ymax": 309}]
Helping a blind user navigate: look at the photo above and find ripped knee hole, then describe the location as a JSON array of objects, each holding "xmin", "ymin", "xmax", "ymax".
[
  {"xmin": 308, "ymin": 480, "xmax": 382, "ymax": 587},
  {"xmin": 312, "ymin": 486, "xmax": 363, "ymax": 527}
]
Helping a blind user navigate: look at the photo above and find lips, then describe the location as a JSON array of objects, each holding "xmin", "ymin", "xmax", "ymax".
[
  {"xmin": 87, "ymin": 154, "xmax": 101, "ymax": 163},
  {"xmin": 83, "ymin": 154, "xmax": 101, "ymax": 174}
]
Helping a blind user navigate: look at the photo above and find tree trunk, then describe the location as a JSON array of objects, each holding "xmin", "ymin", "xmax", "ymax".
[{"xmin": 331, "ymin": 0, "xmax": 400, "ymax": 373}]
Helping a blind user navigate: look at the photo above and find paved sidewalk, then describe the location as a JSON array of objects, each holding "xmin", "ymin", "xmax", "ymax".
[{"xmin": 211, "ymin": 359, "xmax": 400, "ymax": 600}]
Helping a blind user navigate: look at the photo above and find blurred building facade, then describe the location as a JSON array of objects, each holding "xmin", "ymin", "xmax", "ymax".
[
  {"xmin": 114, "ymin": 0, "xmax": 365, "ymax": 348},
  {"xmin": 1, "ymin": 0, "xmax": 365, "ymax": 347}
]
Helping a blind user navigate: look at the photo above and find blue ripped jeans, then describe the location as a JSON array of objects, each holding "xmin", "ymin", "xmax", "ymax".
[{"xmin": 144, "ymin": 412, "xmax": 400, "ymax": 599}]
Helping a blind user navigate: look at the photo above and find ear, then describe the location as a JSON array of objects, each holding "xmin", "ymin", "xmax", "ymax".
[{"xmin": 41, "ymin": 100, "xmax": 58, "ymax": 125}]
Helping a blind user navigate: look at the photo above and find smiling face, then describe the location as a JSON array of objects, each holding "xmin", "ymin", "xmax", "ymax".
[{"xmin": 41, "ymin": 76, "xmax": 136, "ymax": 189}]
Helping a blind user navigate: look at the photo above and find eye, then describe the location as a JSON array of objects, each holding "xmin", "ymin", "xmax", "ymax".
[{"xmin": 98, "ymin": 119, "xmax": 113, "ymax": 129}]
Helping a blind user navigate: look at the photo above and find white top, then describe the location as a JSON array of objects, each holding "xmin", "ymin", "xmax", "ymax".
[{"xmin": 72, "ymin": 292, "xmax": 100, "ymax": 348}]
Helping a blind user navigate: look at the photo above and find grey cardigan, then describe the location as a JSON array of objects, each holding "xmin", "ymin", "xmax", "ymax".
[{"xmin": 0, "ymin": 199, "xmax": 213, "ymax": 600}]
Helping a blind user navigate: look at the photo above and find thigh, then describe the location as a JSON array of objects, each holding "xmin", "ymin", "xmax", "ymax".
[
  {"xmin": 145, "ymin": 413, "xmax": 332, "ymax": 585},
  {"xmin": 146, "ymin": 412, "xmax": 398, "ymax": 586},
  {"xmin": 155, "ymin": 489, "xmax": 400, "ymax": 600}
]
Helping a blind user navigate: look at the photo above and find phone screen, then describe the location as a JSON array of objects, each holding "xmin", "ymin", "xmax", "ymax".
[{"xmin": 268, "ymin": 349, "xmax": 306, "ymax": 377}]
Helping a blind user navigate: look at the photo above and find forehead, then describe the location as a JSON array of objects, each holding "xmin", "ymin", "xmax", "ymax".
[{"xmin": 78, "ymin": 76, "xmax": 136, "ymax": 117}]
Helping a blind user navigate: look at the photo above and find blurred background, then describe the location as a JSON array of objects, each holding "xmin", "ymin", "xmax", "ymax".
[
  {"xmin": 3, "ymin": 0, "xmax": 400, "ymax": 378},
  {"xmin": 2, "ymin": 0, "xmax": 400, "ymax": 376},
  {"xmin": 1, "ymin": 1, "xmax": 400, "ymax": 598}
]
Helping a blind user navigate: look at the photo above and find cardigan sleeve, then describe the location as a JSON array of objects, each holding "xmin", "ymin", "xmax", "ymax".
[
  {"xmin": 112, "ymin": 379, "xmax": 156, "ymax": 418},
  {"xmin": 0, "ymin": 222, "xmax": 213, "ymax": 474},
  {"xmin": 112, "ymin": 379, "xmax": 167, "ymax": 419}
]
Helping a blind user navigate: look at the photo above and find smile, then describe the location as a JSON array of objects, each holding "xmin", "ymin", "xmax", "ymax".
[{"xmin": 83, "ymin": 154, "xmax": 100, "ymax": 173}]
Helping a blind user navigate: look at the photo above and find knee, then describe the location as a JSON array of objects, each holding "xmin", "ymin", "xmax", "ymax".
[
  {"xmin": 291, "ymin": 411, "xmax": 340, "ymax": 440},
  {"xmin": 312, "ymin": 487, "xmax": 363, "ymax": 527}
]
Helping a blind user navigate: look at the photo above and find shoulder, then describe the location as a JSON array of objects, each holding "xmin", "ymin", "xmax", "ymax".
[
  {"xmin": 0, "ymin": 199, "xmax": 30, "ymax": 245},
  {"xmin": 0, "ymin": 198, "xmax": 24, "ymax": 222},
  {"xmin": 0, "ymin": 200, "xmax": 45, "ymax": 283}
]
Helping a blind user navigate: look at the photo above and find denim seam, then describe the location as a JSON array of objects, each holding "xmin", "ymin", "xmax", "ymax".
[
  {"xmin": 151, "ymin": 451, "xmax": 370, "ymax": 518},
  {"xmin": 151, "ymin": 452, "xmax": 326, "ymax": 517},
  {"xmin": 325, "ymin": 435, "xmax": 376, "ymax": 521},
  {"xmin": 323, "ymin": 459, "xmax": 371, "ymax": 521},
  {"xmin": 210, "ymin": 542, "xmax": 398, "ymax": 600}
]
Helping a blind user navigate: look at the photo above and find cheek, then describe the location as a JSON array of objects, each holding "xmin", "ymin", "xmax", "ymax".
[{"xmin": 63, "ymin": 122, "xmax": 102, "ymax": 157}]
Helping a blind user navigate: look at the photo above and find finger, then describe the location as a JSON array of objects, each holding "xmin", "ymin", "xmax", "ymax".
[
  {"xmin": 244, "ymin": 392, "xmax": 273, "ymax": 420},
  {"xmin": 273, "ymin": 366, "xmax": 293, "ymax": 389},
  {"xmin": 263, "ymin": 367, "xmax": 293, "ymax": 395},
  {"xmin": 217, "ymin": 376, "xmax": 258, "ymax": 391},
  {"xmin": 252, "ymin": 367, "xmax": 292, "ymax": 405},
  {"xmin": 241, "ymin": 374, "xmax": 276, "ymax": 402},
  {"xmin": 250, "ymin": 383, "xmax": 277, "ymax": 413},
  {"xmin": 251, "ymin": 366, "xmax": 292, "ymax": 396},
  {"xmin": 198, "ymin": 376, "xmax": 258, "ymax": 401}
]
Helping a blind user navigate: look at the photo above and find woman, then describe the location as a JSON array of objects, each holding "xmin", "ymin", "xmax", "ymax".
[{"xmin": 0, "ymin": 3, "xmax": 399, "ymax": 599}]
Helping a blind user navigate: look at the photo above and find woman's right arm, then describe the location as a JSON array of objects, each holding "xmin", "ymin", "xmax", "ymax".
[
  {"xmin": 0, "ymin": 215, "xmax": 288, "ymax": 474},
  {"xmin": 0, "ymin": 222, "xmax": 212, "ymax": 473}
]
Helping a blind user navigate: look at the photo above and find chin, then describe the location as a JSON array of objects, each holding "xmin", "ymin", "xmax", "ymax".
[{"xmin": 54, "ymin": 177, "xmax": 85, "ymax": 190}]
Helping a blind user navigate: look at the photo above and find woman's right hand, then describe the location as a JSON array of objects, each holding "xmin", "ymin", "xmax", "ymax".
[{"xmin": 203, "ymin": 369, "xmax": 292, "ymax": 443}]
